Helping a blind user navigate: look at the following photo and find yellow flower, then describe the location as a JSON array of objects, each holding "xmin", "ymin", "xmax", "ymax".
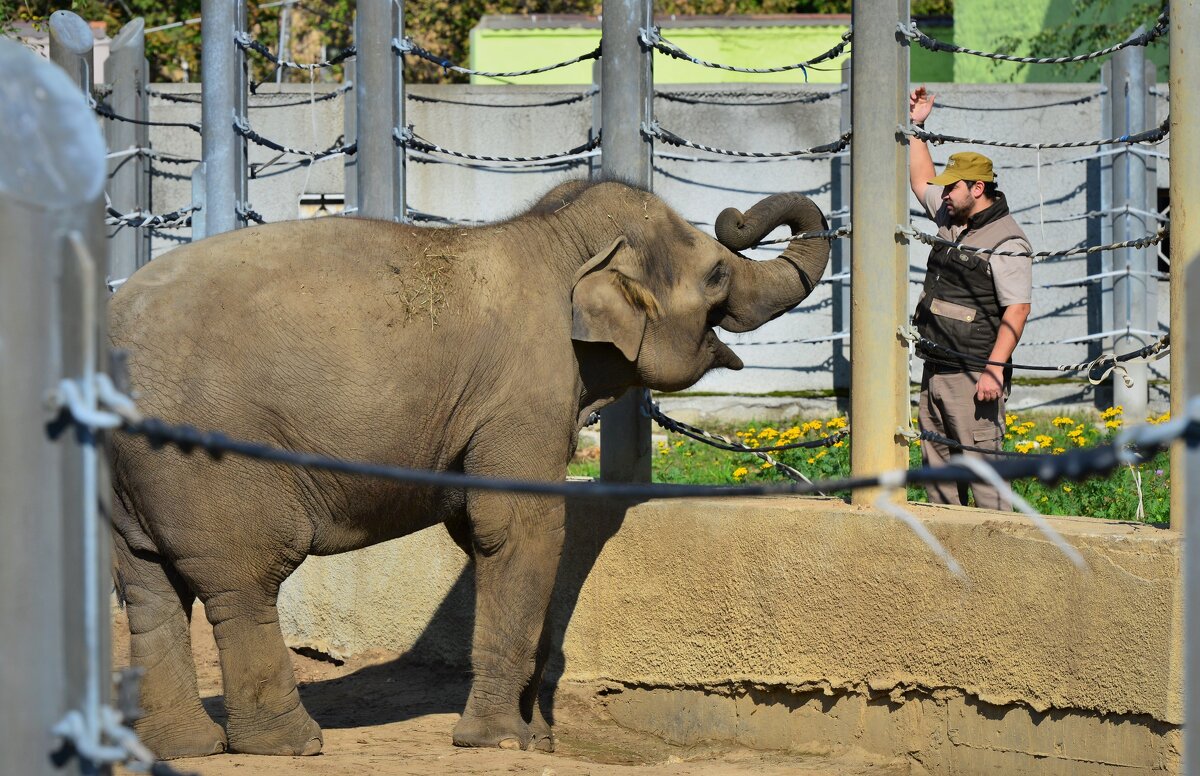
[
  {"xmin": 1063, "ymin": 484, "xmax": 1073, "ymax": 493},
  {"xmin": 826, "ymin": 416, "xmax": 848, "ymax": 430},
  {"xmin": 1040, "ymin": 496, "xmax": 1049, "ymax": 503},
  {"xmin": 1005, "ymin": 413, "xmax": 1018, "ymax": 427},
  {"xmin": 833, "ymin": 440, "xmax": 845, "ymax": 448},
  {"xmin": 1052, "ymin": 416, "xmax": 1075, "ymax": 427},
  {"xmin": 1035, "ymin": 434, "xmax": 1053, "ymax": 447},
  {"xmin": 806, "ymin": 457, "xmax": 816, "ymax": 464},
  {"xmin": 760, "ymin": 461, "xmax": 774, "ymax": 469},
  {"xmin": 1004, "ymin": 433, "xmax": 1012, "ymax": 440},
  {"xmin": 1067, "ymin": 428, "xmax": 1084, "ymax": 439},
  {"xmin": 674, "ymin": 440, "xmax": 684, "ymax": 447},
  {"xmin": 732, "ymin": 466, "xmax": 749, "ymax": 480},
  {"xmin": 1073, "ymin": 435, "xmax": 1087, "ymax": 447},
  {"xmin": 1100, "ymin": 406, "xmax": 1124, "ymax": 419},
  {"xmin": 1053, "ymin": 447, "xmax": 1065, "ymax": 454},
  {"xmin": 758, "ymin": 428, "xmax": 779, "ymax": 439},
  {"xmin": 1147, "ymin": 411, "xmax": 1171, "ymax": 425},
  {"xmin": 1015, "ymin": 441, "xmax": 1036, "ymax": 454},
  {"xmin": 814, "ymin": 449, "xmax": 828, "ymax": 460},
  {"xmin": 1105, "ymin": 419, "xmax": 1123, "ymax": 430}
]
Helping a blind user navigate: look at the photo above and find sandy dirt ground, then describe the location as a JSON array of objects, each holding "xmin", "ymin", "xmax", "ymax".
[{"xmin": 112, "ymin": 605, "xmax": 913, "ymax": 776}]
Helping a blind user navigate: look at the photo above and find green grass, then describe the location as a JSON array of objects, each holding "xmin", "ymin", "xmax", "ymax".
[{"xmin": 570, "ymin": 407, "xmax": 1172, "ymax": 525}]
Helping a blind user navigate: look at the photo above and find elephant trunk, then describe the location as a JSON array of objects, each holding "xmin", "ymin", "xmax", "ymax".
[{"xmin": 713, "ymin": 193, "xmax": 831, "ymax": 333}]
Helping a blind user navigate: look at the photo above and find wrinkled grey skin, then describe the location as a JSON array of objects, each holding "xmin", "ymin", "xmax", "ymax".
[{"xmin": 107, "ymin": 180, "xmax": 830, "ymax": 759}]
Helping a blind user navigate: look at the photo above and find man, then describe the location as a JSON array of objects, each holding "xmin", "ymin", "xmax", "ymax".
[{"xmin": 908, "ymin": 86, "xmax": 1032, "ymax": 511}]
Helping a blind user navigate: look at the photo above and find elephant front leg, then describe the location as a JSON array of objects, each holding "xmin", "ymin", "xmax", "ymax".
[{"xmin": 453, "ymin": 487, "xmax": 565, "ymax": 752}]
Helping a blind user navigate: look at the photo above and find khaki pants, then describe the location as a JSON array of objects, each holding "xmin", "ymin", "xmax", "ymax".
[{"xmin": 917, "ymin": 368, "xmax": 1011, "ymax": 511}]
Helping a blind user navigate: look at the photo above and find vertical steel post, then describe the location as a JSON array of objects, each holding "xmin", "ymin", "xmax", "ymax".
[
  {"xmin": 0, "ymin": 39, "xmax": 110, "ymax": 776},
  {"xmin": 355, "ymin": 0, "xmax": 400, "ymax": 220},
  {"xmin": 275, "ymin": 0, "xmax": 291, "ymax": 84},
  {"xmin": 849, "ymin": 0, "xmax": 910, "ymax": 501},
  {"xmin": 1087, "ymin": 62, "xmax": 1112, "ymax": 375},
  {"xmin": 1174, "ymin": 2, "xmax": 1199, "ymax": 767},
  {"xmin": 1111, "ymin": 31, "xmax": 1151, "ymax": 420},
  {"xmin": 48, "ymin": 10, "xmax": 95, "ymax": 93},
  {"xmin": 201, "ymin": 0, "xmax": 241, "ymax": 236},
  {"xmin": 343, "ymin": 54, "xmax": 357, "ymax": 213},
  {"xmin": 589, "ymin": 58, "xmax": 602, "ymax": 180},
  {"xmin": 235, "ymin": 1, "xmax": 249, "ymax": 220},
  {"xmin": 105, "ymin": 18, "xmax": 150, "ymax": 283},
  {"xmin": 394, "ymin": 1, "xmax": 407, "ymax": 221},
  {"xmin": 599, "ymin": 0, "xmax": 654, "ymax": 483},
  {"xmin": 831, "ymin": 63, "xmax": 852, "ymax": 397}
]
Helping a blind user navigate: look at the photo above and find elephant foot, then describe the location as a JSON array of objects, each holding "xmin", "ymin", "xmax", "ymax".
[
  {"xmin": 226, "ymin": 703, "xmax": 323, "ymax": 756},
  {"xmin": 453, "ymin": 712, "xmax": 553, "ymax": 751},
  {"xmin": 136, "ymin": 711, "xmax": 228, "ymax": 761},
  {"xmin": 528, "ymin": 708, "xmax": 556, "ymax": 753}
]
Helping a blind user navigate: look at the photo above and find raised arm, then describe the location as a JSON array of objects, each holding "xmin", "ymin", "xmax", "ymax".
[{"xmin": 909, "ymin": 86, "xmax": 936, "ymax": 204}]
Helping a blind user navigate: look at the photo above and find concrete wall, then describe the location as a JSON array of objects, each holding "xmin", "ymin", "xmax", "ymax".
[
  {"xmin": 278, "ymin": 499, "xmax": 1182, "ymax": 774},
  {"xmin": 140, "ymin": 80, "xmax": 1170, "ymax": 407}
]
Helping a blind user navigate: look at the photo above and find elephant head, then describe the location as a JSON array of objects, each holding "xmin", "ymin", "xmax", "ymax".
[{"xmin": 569, "ymin": 185, "xmax": 830, "ymax": 392}]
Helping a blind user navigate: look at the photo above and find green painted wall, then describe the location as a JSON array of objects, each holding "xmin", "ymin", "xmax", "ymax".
[
  {"xmin": 952, "ymin": 0, "xmax": 1167, "ymax": 83},
  {"xmin": 469, "ymin": 22, "xmax": 955, "ymax": 85}
]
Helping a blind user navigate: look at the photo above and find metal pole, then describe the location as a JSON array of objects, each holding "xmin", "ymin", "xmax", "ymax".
[
  {"xmin": 235, "ymin": 2, "xmax": 249, "ymax": 223},
  {"xmin": 394, "ymin": 1, "xmax": 407, "ymax": 222},
  {"xmin": 0, "ymin": 38, "xmax": 110, "ymax": 776},
  {"xmin": 355, "ymin": 0, "xmax": 399, "ymax": 220},
  {"xmin": 105, "ymin": 18, "xmax": 149, "ymax": 284},
  {"xmin": 849, "ymin": 0, "xmax": 910, "ymax": 502},
  {"xmin": 831, "ymin": 62, "xmax": 852, "ymax": 399},
  {"xmin": 49, "ymin": 10, "xmax": 95, "ymax": 94},
  {"xmin": 1086, "ymin": 62, "xmax": 1111, "ymax": 379},
  {"xmin": 1111, "ymin": 30, "xmax": 1151, "ymax": 421},
  {"xmin": 598, "ymin": 0, "xmax": 654, "ymax": 483},
  {"xmin": 1174, "ymin": 2, "xmax": 1199, "ymax": 766},
  {"xmin": 275, "ymin": 0, "xmax": 291, "ymax": 84},
  {"xmin": 201, "ymin": 0, "xmax": 240, "ymax": 236},
  {"xmin": 343, "ymin": 54, "xmax": 357, "ymax": 213}
]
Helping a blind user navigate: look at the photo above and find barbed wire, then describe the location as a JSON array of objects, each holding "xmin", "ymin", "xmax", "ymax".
[
  {"xmin": 233, "ymin": 117, "xmax": 355, "ymax": 159},
  {"xmin": 106, "ymin": 204, "xmax": 198, "ymax": 230},
  {"xmin": 94, "ymin": 102, "xmax": 202, "ymax": 134},
  {"xmin": 393, "ymin": 36, "xmax": 600, "ymax": 78},
  {"xmin": 235, "ymin": 32, "xmax": 356, "ymax": 70},
  {"xmin": 933, "ymin": 91, "xmax": 1106, "ymax": 112},
  {"xmin": 237, "ymin": 206, "xmax": 267, "ymax": 224},
  {"xmin": 644, "ymin": 121, "xmax": 852, "ymax": 158},
  {"xmin": 408, "ymin": 87, "xmax": 597, "ymax": 109},
  {"xmin": 755, "ymin": 225, "xmax": 852, "ymax": 245},
  {"xmin": 900, "ymin": 223, "xmax": 1167, "ymax": 261},
  {"xmin": 901, "ymin": 325, "xmax": 1170, "ymax": 385},
  {"xmin": 395, "ymin": 126, "xmax": 600, "ymax": 165},
  {"xmin": 655, "ymin": 148, "xmax": 847, "ymax": 165},
  {"xmin": 254, "ymin": 82, "xmax": 354, "ymax": 108},
  {"xmin": 50, "ymin": 379, "xmax": 1200, "ymax": 507},
  {"xmin": 647, "ymin": 398, "xmax": 849, "ymax": 454},
  {"xmin": 903, "ymin": 118, "xmax": 1170, "ymax": 150},
  {"xmin": 639, "ymin": 27, "xmax": 850, "ymax": 75},
  {"xmin": 899, "ymin": 5, "xmax": 1168, "ymax": 65},
  {"xmin": 657, "ymin": 86, "xmax": 845, "ymax": 106}
]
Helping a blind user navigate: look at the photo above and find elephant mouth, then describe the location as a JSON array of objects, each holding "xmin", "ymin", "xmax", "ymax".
[{"xmin": 707, "ymin": 330, "xmax": 743, "ymax": 371}]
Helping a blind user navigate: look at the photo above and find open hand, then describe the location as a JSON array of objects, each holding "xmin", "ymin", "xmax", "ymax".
[{"xmin": 910, "ymin": 86, "xmax": 935, "ymax": 125}]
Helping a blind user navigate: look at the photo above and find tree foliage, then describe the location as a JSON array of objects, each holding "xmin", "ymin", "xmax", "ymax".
[
  {"xmin": 2, "ymin": 0, "xmax": 952, "ymax": 84},
  {"xmin": 992, "ymin": 0, "xmax": 1165, "ymax": 80}
]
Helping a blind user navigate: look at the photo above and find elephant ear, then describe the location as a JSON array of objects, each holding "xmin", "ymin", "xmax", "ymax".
[{"xmin": 571, "ymin": 236, "xmax": 659, "ymax": 363}]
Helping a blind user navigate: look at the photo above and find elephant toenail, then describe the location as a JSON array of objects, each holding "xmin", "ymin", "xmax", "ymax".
[
  {"xmin": 498, "ymin": 737, "xmax": 522, "ymax": 750},
  {"xmin": 301, "ymin": 737, "xmax": 323, "ymax": 756}
]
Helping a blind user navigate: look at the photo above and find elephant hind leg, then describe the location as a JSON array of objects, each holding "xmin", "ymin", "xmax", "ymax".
[
  {"xmin": 112, "ymin": 529, "xmax": 227, "ymax": 760},
  {"xmin": 179, "ymin": 558, "xmax": 322, "ymax": 756}
]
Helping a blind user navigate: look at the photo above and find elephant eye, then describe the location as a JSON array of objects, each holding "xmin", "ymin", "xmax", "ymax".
[{"xmin": 705, "ymin": 263, "xmax": 728, "ymax": 290}]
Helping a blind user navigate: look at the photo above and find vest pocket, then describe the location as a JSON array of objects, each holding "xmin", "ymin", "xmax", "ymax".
[{"xmin": 930, "ymin": 298, "xmax": 977, "ymax": 323}]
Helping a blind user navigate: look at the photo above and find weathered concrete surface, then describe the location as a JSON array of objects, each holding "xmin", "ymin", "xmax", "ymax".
[{"xmin": 278, "ymin": 499, "xmax": 1181, "ymax": 773}]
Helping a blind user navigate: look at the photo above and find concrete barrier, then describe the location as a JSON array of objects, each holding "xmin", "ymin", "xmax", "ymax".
[{"xmin": 278, "ymin": 498, "xmax": 1180, "ymax": 774}]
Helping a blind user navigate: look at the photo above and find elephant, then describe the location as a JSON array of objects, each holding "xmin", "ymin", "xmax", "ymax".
[{"xmin": 107, "ymin": 179, "xmax": 830, "ymax": 759}]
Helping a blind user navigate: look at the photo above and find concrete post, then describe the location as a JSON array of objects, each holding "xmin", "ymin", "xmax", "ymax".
[
  {"xmin": 831, "ymin": 63, "xmax": 852, "ymax": 397},
  {"xmin": 1110, "ymin": 31, "xmax": 1152, "ymax": 421},
  {"xmin": 105, "ymin": 18, "xmax": 150, "ymax": 283},
  {"xmin": 589, "ymin": 58, "xmax": 602, "ymax": 181},
  {"xmin": 48, "ymin": 10, "xmax": 95, "ymax": 93},
  {"xmin": 599, "ymin": 0, "xmax": 654, "ymax": 483},
  {"xmin": 850, "ymin": 0, "xmax": 910, "ymax": 502},
  {"xmin": 201, "ymin": 0, "xmax": 245, "ymax": 236},
  {"xmin": 355, "ymin": 0, "xmax": 401, "ymax": 220},
  {"xmin": 0, "ymin": 39, "xmax": 110, "ymax": 776}
]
